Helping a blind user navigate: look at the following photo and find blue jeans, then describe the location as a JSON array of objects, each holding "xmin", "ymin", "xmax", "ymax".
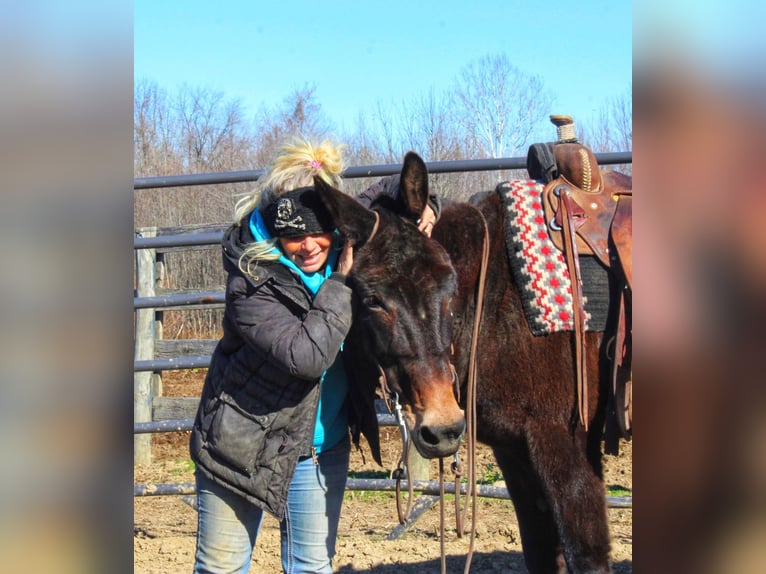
[{"xmin": 193, "ymin": 436, "xmax": 350, "ymax": 574}]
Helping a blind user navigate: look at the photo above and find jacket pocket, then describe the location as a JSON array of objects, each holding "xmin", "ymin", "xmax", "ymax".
[{"xmin": 206, "ymin": 394, "xmax": 276, "ymax": 476}]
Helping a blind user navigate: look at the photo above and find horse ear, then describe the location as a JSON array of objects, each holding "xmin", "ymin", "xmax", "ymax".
[
  {"xmin": 313, "ymin": 177, "xmax": 378, "ymax": 247},
  {"xmin": 398, "ymin": 151, "xmax": 429, "ymax": 221}
]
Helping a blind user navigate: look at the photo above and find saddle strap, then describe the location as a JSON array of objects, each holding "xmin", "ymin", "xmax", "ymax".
[
  {"xmin": 558, "ymin": 187, "xmax": 589, "ymax": 430},
  {"xmin": 611, "ymin": 194, "xmax": 632, "ymax": 289},
  {"xmin": 605, "ymin": 278, "xmax": 632, "ymax": 454},
  {"xmin": 614, "ymin": 286, "xmax": 632, "ymax": 436}
]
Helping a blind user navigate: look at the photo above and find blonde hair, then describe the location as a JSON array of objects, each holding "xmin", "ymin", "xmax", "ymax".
[{"xmin": 234, "ymin": 138, "xmax": 347, "ymax": 278}]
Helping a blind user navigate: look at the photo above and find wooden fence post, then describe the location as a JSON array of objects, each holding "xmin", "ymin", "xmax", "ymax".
[
  {"xmin": 408, "ymin": 450, "xmax": 430, "ymax": 482},
  {"xmin": 134, "ymin": 227, "xmax": 156, "ymax": 465},
  {"xmin": 152, "ymin": 251, "xmax": 165, "ymax": 399}
]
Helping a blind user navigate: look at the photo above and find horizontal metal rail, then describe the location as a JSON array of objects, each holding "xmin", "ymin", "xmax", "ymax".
[
  {"xmin": 134, "ymin": 230, "xmax": 224, "ymax": 250},
  {"xmin": 135, "ymin": 414, "xmax": 397, "ymax": 434},
  {"xmin": 132, "ymin": 152, "xmax": 632, "ymax": 251},
  {"xmin": 133, "ymin": 480, "xmax": 632, "ymax": 508},
  {"xmin": 134, "ymin": 419, "xmax": 195, "ymax": 433},
  {"xmin": 134, "ymin": 152, "xmax": 632, "ymax": 190},
  {"xmin": 134, "ymin": 231, "xmax": 224, "ymax": 250},
  {"xmin": 135, "ymin": 355, "xmax": 212, "ymax": 372},
  {"xmin": 134, "ymin": 291, "xmax": 225, "ymax": 310}
]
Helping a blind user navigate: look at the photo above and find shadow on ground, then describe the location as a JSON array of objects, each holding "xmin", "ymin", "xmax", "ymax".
[{"xmin": 336, "ymin": 550, "xmax": 632, "ymax": 573}]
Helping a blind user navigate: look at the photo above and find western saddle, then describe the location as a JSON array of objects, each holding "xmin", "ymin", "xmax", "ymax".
[{"xmin": 527, "ymin": 115, "xmax": 632, "ymax": 454}]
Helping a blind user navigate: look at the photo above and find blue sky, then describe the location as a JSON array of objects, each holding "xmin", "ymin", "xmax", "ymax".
[{"xmin": 134, "ymin": 1, "xmax": 632, "ymax": 138}]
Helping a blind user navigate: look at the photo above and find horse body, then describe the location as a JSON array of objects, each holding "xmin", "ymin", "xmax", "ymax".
[
  {"xmin": 436, "ymin": 191, "xmax": 611, "ymax": 573},
  {"xmin": 316, "ymin": 151, "xmax": 623, "ymax": 573}
]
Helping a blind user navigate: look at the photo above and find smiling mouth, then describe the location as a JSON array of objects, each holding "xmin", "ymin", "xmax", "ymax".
[{"xmin": 298, "ymin": 253, "xmax": 321, "ymax": 266}]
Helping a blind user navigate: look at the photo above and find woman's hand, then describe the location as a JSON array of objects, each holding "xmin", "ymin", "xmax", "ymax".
[
  {"xmin": 337, "ymin": 239, "xmax": 354, "ymax": 275},
  {"xmin": 418, "ymin": 204, "xmax": 437, "ymax": 237}
]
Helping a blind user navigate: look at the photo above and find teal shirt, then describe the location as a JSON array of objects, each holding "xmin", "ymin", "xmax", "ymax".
[{"xmin": 312, "ymin": 356, "xmax": 349, "ymax": 452}]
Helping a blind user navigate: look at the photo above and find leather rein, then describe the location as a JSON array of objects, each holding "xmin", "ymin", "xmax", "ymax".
[{"xmin": 449, "ymin": 203, "xmax": 490, "ymax": 574}]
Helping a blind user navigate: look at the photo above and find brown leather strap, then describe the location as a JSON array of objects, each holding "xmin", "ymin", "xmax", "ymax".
[
  {"xmin": 444, "ymin": 203, "xmax": 489, "ymax": 574},
  {"xmin": 604, "ymin": 274, "xmax": 632, "ymax": 454},
  {"xmin": 558, "ymin": 186, "xmax": 589, "ymax": 429},
  {"xmin": 611, "ymin": 195, "xmax": 632, "ymax": 289},
  {"xmin": 394, "ymin": 446, "xmax": 415, "ymax": 524},
  {"xmin": 462, "ymin": 204, "xmax": 488, "ymax": 571},
  {"xmin": 613, "ymin": 282, "xmax": 631, "ymax": 435},
  {"xmin": 378, "ymin": 364, "xmax": 415, "ymax": 524},
  {"xmin": 439, "ymin": 458, "xmax": 447, "ymax": 574}
]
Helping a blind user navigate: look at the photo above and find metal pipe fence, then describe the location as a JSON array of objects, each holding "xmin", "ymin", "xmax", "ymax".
[{"xmin": 134, "ymin": 152, "xmax": 631, "ymax": 190}]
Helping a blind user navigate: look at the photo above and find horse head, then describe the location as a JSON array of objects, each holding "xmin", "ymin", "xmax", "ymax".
[{"xmin": 314, "ymin": 152, "xmax": 464, "ymax": 459}]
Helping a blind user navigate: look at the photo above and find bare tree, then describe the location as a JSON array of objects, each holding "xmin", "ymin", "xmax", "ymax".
[
  {"xmin": 279, "ymin": 85, "xmax": 331, "ymax": 137},
  {"xmin": 344, "ymin": 112, "xmax": 385, "ymax": 164},
  {"xmin": 406, "ymin": 89, "xmax": 463, "ymax": 161},
  {"xmin": 253, "ymin": 84, "xmax": 333, "ymax": 166},
  {"xmin": 174, "ymin": 85, "xmax": 253, "ymax": 173},
  {"xmin": 453, "ymin": 54, "xmax": 553, "ymax": 159},
  {"xmin": 134, "ymin": 82, "xmax": 259, "ymax": 337},
  {"xmin": 134, "ymin": 78, "xmax": 183, "ymax": 177},
  {"xmin": 341, "ymin": 112, "xmax": 388, "ymax": 196},
  {"xmin": 581, "ymin": 85, "xmax": 632, "ymax": 175},
  {"xmin": 610, "ymin": 88, "xmax": 633, "ymax": 153},
  {"xmin": 135, "ymin": 80, "xmax": 255, "ymax": 178},
  {"xmin": 369, "ymin": 100, "xmax": 400, "ymax": 164},
  {"xmin": 582, "ymin": 85, "xmax": 632, "ymax": 153}
]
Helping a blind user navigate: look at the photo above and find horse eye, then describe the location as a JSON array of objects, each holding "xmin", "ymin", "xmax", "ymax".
[{"xmin": 364, "ymin": 296, "xmax": 386, "ymax": 312}]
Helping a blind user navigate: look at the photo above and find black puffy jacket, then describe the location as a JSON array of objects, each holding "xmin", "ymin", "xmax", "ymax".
[{"xmin": 189, "ymin": 216, "xmax": 377, "ymax": 519}]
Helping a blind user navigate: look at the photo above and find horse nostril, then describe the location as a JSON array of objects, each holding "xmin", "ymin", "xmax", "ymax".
[
  {"xmin": 420, "ymin": 421, "xmax": 466, "ymax": 447},
  {"xmin": 419, "ymin": 425, "xmax": 440, "ymax": 446}
]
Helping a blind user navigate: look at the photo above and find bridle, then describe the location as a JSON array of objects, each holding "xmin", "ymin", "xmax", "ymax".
[
  {"xmin": 367, "ymin": 210, "xmax": 380, "ymax": 243},
  {"xmin": 377, "ymin": 365, "xmax": 417, "ymax": 523}
]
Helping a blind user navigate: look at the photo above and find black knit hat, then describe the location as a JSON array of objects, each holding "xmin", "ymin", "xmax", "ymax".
[{"xmin": 261, "ymin": 186, "xmax": 335, "ymax": 238}]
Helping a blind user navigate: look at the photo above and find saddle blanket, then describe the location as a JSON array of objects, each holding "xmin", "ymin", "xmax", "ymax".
[{"xmin": 496, "ymin": 180, "xmax": 610, "ymax": 336}]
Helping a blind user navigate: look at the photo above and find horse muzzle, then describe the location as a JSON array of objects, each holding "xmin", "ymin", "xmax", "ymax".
[
  {"xmin": 379, "ymin": 362, "xmax": 465, "ymax": 458},
  {"xmin": 392, "ymin": 395, "xmax": 465, "ymax": 459},
  {"xmin": 411, "ymin": 413, "xmax": 465, "ymax": 459}
]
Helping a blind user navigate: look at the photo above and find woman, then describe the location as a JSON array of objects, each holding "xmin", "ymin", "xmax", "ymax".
[{"xmin": 189, "ymin": 139, "xmax": 437, "ymax": 573}]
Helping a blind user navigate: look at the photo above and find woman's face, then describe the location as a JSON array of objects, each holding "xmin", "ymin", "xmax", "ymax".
[{"xmin": 278, "ymin": 233, "xmax": 334, "ymax": 273}]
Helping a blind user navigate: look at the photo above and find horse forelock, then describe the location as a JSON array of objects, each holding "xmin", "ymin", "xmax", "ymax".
[
  {"xmin": 359, "ymin": 209, "xmax": 453, "ymax": 276},
  {"xmin": 350, "ymin": 209, "xmax": 456, "ymax": 361}
]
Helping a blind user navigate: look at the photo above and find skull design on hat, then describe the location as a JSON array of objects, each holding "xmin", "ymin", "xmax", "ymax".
[{"xmin": 274, "ymin": 197, "xmax": 306, "ymax": 232}]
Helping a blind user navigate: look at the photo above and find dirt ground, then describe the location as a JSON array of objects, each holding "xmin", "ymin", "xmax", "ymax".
[{"xmin": 134, "ymin": 374, "xmax": 632, "ymax": 573}]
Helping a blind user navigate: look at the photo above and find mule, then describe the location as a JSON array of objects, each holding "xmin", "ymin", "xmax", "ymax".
[{"xmin": 315, "ymin": 152, "xmax": 619, "ymax": 573}]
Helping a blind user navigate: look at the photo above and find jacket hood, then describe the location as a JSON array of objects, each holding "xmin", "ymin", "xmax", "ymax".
[
  {"xmin": 221, "ymin": 217, "xmax": 251, "ymax": 273},
  {"xmin": 220, "ymin": 214, "xmax": 284, "ymax": 286}
]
